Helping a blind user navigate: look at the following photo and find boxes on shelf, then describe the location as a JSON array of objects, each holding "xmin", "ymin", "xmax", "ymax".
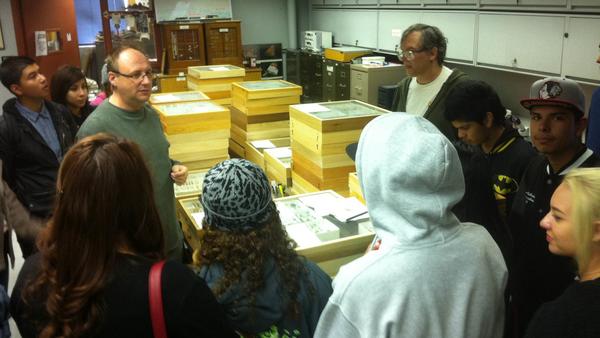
[
  {"xmin": 244, "ymin": 138, "xmax": 290, "ymax": 169},
  {"xmin": 153, "ymin": 101, "xmax": 231, "ymax": 170},
  {"xmin": 289, "ymin": 100, "xmax": 389, "ymax": 196},
  {"xmin": 149, "ymin": 90, "xmax": 210, "ymax": 105},
  {"xmin": 178, "ymin": 190, "xmax": 374, "ymax": 276},
  {"xmin": 157, "ymin": 74, "xmax": 188, "ymax": 93},
  {"xmin": 264, "ymin": 147, "xmax": 293, "ymax": 190},
  {"xmin": 186, "ymin": 65, "xmax": 246, "ymax": 105},
  {"xmin": 348, "ymin": 172, "xmax": 365, "ymax": 205},
  {"xmin": 229, "ymin": 80, "xmax": 302, "ymax": 157}
]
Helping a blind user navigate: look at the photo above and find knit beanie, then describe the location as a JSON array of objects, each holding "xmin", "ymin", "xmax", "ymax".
[{"xmin": 200, "ymin": 158, "xmax": 275, "ymax": 232}]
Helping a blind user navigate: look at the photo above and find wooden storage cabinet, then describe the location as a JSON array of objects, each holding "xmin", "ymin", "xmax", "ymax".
[
  {"xmin": 204, "ymin": 20, "xmax": 243, "ymax": 66},
  {"xmin": 162, "ymin": 23, "xmax": 206, "ymax": 75}
]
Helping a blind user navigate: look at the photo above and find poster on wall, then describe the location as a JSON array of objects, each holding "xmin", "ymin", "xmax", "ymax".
[
  {"xmin": 35, "ymin": 31, "xmax": 48, "ymax": 56},
  {"xmin": 0, "ymin": 20, "xmax": 4, "ymax": 50}
]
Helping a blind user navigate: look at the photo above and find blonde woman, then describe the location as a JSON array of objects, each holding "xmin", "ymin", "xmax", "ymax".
[{"xmin": 526, "ymin": 168, "xmax": 600, "ymax": 337}]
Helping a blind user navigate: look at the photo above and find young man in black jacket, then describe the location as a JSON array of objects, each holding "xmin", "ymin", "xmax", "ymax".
[
  {"xmin": 509, "ymin": 77, "xmax": 600, "ymax": 336},
  {"xmin": 0, "ymin": 56, "xmax": 76, "ymax": 257}
]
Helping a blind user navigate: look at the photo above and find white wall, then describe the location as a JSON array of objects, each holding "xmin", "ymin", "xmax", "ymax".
[
  {"xmin": 0, "ymin": 0, "xmax": 19, "ymax": 104},
  {"xmin": 231, "ymin": 0, "xmax": 291, "ymax": 48}
]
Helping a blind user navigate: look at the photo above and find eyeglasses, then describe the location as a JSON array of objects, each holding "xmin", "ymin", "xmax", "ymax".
[
  {"xmin": 111, "ymin": 69, "xmax": 154, "ymax": 82},
  {"xmin": 396, "ymin": 47, "xmax": 426, "ymax": 61}
]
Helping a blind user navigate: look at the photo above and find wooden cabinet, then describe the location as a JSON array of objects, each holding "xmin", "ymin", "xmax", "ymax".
[
  {"xmin": 477, "ymin": 14, "xmax": 564, "ymax": 75},
  {"xmin": 204, "ymin": 20, "xmax": 243, "ymax": 66},
  {"xmin": 563, "ymin": 17, "xmax": 600, "ymax": 82},
  {"xmin": 161, "ymin": 23, "xmax": 206, "ymax": 75}
]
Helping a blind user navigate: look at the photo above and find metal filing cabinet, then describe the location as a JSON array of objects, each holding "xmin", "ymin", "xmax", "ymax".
[
  {"xmin": 322, "ymin": 59, "xmax": 351, "ymax": 102},
  {"xmin": 350, "ymin": 63, "xmax": 405, "ymax": 106},
  {"xmin": 300, "ymin": 50, "xmax": 325, "ymax": 102}
]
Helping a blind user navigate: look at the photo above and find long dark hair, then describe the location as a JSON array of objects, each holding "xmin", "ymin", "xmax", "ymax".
[
  {"xmin": 50, "ymin": 64, "xmax": 91, "ymax": 115},
  {"xmin": 195, "ymin": 211, "xmax": 306, "ymax": 318},
  {"xmin": 24, "ymin": 133, "xmax": 164, "ymax": 338}
]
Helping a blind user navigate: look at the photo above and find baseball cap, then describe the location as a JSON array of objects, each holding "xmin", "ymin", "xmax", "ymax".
[{"xmin": 520, "ymin": 77, "xmax": 586, "ymax": 117}]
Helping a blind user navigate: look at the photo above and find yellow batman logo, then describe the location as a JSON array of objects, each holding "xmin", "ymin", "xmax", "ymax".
[{"xmin": 493, "ymin": 175, "xmax": 519, "ymax": 196}]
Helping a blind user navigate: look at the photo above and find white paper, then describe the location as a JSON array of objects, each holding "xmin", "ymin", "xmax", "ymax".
[
  {"xmin": 191, "ymin": 212, "xmax": 204, "ymax": 230},
  {"xmin": 250, "ymin": 140, "xmax": 276, "ymax": 149},
  {"xmin": 330, "ymin": 197, "xmax": 369, "ymax": 223},
  {"xmin": 35, "ymin": 31, "xmax": 48, "ymax": 56},
  {"xmin": 265, "ymin": 147, "xmax": 292, "ymax": 159},
  {"xmin": 152, "ymin": 94, "xmax": 179, "ymax": 103},
  {"xmin": 286, "ymin": 223, "xmax": 322, "ymax": 247},
  {"xmin": 299, "ymin": 103, "xmax": 330, "ymax": 113},
  {"xmin": 299, "ymin": 193, "xmax": 342, "ymax": 217},
  {"xmin": 209, "ymin": 66, "xmax": 230, "ymax": 72}
]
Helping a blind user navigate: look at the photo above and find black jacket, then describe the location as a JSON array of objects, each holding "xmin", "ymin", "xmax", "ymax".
[
  {"xmin": 0, "ymin": 98, "xmax": 76, "ymax": 217},
  {"xmin": 509, "ymin": 148, "xmax": 600, "ymax": 335}
]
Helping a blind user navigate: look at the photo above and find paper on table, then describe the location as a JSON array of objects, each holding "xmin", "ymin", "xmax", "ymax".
[
  {"xmin": 191, "ymin": 212, "xmax": 204, "ymax": 230},
  {"xmin": 298, "ymin": 193, "xmax": 342, "ymax": 217},
  {"xmin": 210, "ymin": 66, "xmax": 230, "ymax": 71},
  {"xmin": 152, "ymin": 94, "xmax": 179, "ymax": 102},
  {"xmin": 286, "ymin": 223, "xmax": 322, "ymax": 247},
  {"xmin": 250, "ymin": 140, "xmax": 277, "ymax": 149},
  {"xmin": 265, "ymin": 147, "xmax": 291, "ymax": 159},
  {"xmin": 330, "ymin": 197, "xmax": 369, "ymax": 223},
  {"xmin": 299, "ymin": 103, "xmax": 330, "ymax": 113}
]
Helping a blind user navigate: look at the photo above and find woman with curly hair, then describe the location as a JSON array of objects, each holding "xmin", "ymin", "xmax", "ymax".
[
  {"xmin": 195, "ymin": 158, "xmax": 333, "ymax": 338},
  {"xmin": 10, "ymin": 133, "xmax": 237, "ymax": 338},
  {"xmin": 50, "ymin": 65, "xmax": 94, "ymax": 128},
  {"xmin": 526, "ymin": 168, "xmax": 600, "ymax": 337}
]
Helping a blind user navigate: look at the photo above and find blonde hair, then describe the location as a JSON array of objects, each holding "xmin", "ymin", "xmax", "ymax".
[{"xmin": 562, "ymin": 168, "xmax": 600, "ymax": 275}]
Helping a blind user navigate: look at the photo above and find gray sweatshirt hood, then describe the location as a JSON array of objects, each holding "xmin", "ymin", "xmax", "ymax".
[{"xmin": 356, "ymin": 113, "xmax": 465, "ymax": 246}]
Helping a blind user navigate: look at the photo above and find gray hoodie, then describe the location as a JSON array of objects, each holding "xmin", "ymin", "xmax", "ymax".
[{"xmin": 314, "ymin": 113, "xmax": 507, "ymax": 338}]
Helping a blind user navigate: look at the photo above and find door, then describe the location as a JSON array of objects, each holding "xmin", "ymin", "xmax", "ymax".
[{"xmin": 18, "ymin": 0, "xmax": 81, "ymax": 80}]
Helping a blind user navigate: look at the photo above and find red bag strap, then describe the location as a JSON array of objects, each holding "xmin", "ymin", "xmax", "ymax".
[{"xmin": 149, "ymin": 260, "xmax": 168, "ymax": 338}]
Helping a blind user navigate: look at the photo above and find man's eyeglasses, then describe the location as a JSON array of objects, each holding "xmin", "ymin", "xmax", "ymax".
[
  {"xmin": 111, "ymin": 70, "xmax": 154, "ymax": 82},
  {"xmin": 396, "ymin": 47, "xmax": 426, "ymax": 61}
]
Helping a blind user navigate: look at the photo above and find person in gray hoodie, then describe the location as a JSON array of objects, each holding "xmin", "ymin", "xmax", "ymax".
[
  {"xmin": 314, "ymin": 113, "xmax": 508, "ymax": 338},
  {"xmin": 195, "ymin": 159, "xmax": 333, "ymax": 338}
]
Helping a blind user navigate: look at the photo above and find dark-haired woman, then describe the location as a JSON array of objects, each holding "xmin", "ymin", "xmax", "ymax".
[
  {"xmin": 194, "ymin": 158, "xmax": 333, "ymax": 338},
  {"xmin": 10, "ymin": 133, "xmax": 237, "ymax": 338},
  {"xmin": 50, "ymin": 65, "xmax": 94, "ymax": 128}
]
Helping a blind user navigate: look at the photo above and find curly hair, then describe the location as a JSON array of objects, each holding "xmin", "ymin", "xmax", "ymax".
[
  {"xmin": 194, "ymin": 210, "xmax": 308, "ymax": 317},
  {"xmin": 22, "ymin": 133, "xmax": 164, "ymax": 338}
]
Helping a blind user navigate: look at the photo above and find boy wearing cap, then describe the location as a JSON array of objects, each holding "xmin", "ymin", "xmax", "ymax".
[{"xmin": 509, "ymin": 77, "xmax": 600, "ymax": 335}]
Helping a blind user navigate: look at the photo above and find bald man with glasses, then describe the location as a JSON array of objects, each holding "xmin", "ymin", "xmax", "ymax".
[
  {"xmin": 77, "ymin": 45, "xmax": 187, "ymax": 261},
  {"xmin": 392, "ymin": 23, "xmax": 469, "ymax": 142}
]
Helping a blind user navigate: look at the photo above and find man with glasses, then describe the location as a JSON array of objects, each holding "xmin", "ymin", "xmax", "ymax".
[
  {"xmin": 392, "ymin": 23, "xmax": 468, "ymax": 141},
  {"xmin": 77, "ymin": 45, "xmax": 188, "ymax": 260}
]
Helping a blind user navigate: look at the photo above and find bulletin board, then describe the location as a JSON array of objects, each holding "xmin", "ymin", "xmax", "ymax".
[{"xmin": 155, "ymin": 0, "xmax": 233, "ymax": 22}]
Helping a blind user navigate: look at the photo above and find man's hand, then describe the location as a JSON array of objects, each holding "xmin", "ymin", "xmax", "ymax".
[{"xmin": 171, "ymin": 164, "xmax": 188, "ymax": 186}]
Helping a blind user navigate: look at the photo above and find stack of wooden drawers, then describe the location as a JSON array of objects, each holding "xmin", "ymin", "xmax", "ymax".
[
  {"xmin": 348, "ymin": 172, "xmax": 365, "ymax": 204},
  {"xmin": 186, "ymin": 65, "xmax": 245, "ymax": 105},
  {"xmin": 150, "ymin": 90, "xmax": 210, "ymax": 105},
  {"xmin": 244, "ymin": 138, "xmax": 290, "ymax": 169},
  {"xmin": 264, "ymin": 147, "xmax": 293, "ymax": 192},
  {"xmin": 153, "ymin": 101, "xmax": 231, "ymax": 170},
  {"xmin": 229, "ymin": 80, "xmax": 302, "ymax": 158},
  {"xmin": 289, "ymin": 100, "xmax": 388, "ymax": 196}
]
